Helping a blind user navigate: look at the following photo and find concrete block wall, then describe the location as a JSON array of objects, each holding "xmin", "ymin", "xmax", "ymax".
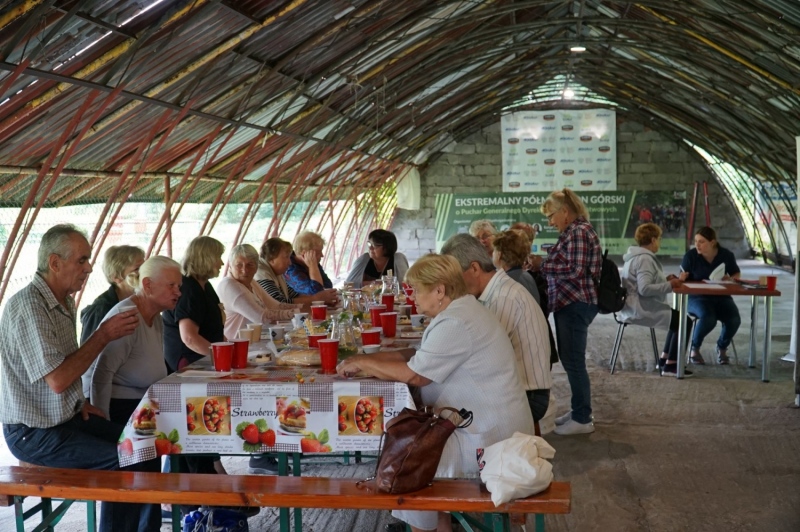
[{"xmin": 391, "ymin": 117, "xmax": 748, "ymax": 262}]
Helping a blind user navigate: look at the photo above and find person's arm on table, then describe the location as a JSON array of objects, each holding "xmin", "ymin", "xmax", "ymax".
[
  {"xmin": 179, "ymin": 318, "xmax": 212, "ymax": 356},
  {"xmin": 337, "ymin": 348, "xmax": 429, "ymax": 386}
]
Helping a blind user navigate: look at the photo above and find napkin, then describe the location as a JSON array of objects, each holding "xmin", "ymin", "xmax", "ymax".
[{"xmin": 708, "ymin": 263, "xmax": 726, "ymax": 281}]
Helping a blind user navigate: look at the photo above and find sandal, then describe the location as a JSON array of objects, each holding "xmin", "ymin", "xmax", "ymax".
[
  {"xmin": 690, "ymin": 350, "xmax": 705, "ymax": 365},
  {"xmin": 716, "ymin": 345, "xmax": 730, "ymax": 365}
]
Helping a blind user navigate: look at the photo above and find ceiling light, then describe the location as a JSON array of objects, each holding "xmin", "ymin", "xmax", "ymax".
[
  {"xmin": 563, "ymin": 88, "xmax": 575, "ymax": 99},
  {"xmin": 570, "ymin": 45, "xmax": 586, "ymax": 52}
]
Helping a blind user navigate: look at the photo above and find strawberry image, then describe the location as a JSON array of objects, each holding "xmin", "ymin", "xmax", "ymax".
[
  {"xmin": 260, "ymin": 429, "xmax": 276, "ymax": 447},
  {"xmin": 300, "ymin": 429, "xmax": 330, "ymax": 453},
  {"xmin": 241, "ymin": 424, "xmax": 259, "ymax": 444},
  {"xmin": 154, "ymin": 438, "xmax": 172, "ymax": 457},
  {"xmin": 119, "ymin": 438, "xmax": 133, "ymax": 456},
  {"xmin": 171, "ymin": 443, "xmax": 182, "ymax": 454}
]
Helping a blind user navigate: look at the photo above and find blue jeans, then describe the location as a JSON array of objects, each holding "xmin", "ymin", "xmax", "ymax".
[
  {"xmin": 688, "ymin": 296, "xmax": 741, "ymax": 351},
  {"xmin": 3, "ymin": 414, "xmax": 158, "ymax": 532},
  {"xmin": 553, "ymin": 301, "xmax": 598, "ymax": 424}
]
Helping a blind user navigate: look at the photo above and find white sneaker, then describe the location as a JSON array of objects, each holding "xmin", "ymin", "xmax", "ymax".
[
  {"xmin": 553, "ymin": 419, "xmax": 595, "ymax": 435},
  {"xmin": 555, "ymin": 411, "xmax": 572, "ymax": 425}
]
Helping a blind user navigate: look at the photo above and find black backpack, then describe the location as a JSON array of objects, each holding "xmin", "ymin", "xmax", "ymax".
[{"xmin": 595, "ymin": 249, "xmax": 627, "ymax": 314}]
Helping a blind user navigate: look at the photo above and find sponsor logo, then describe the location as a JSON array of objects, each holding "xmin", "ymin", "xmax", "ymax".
[
  {"xmin": 508, "ymin": 138, "xmax": 519, "ymax": 144},
  {"xmin": 561, "ymin": 125, "xmax": 574, "ymax": 131},
  {"xmin": 543, "ymin": 114, "xmax": 556, "ymax": 121},
  {"xmin": 581, "ymin": 179, "xmax": 593, "ymax": 186},
  {"xmin": 580, "ymin": 135, "xmax": 592, "ymax": 141},
  {"xmin": 598, "ymin": 145, "xmax": 611, "ymax": 152},
  {"xmin": 541, "ymin": 148, "xmax": 556, "ymax": 153},
  {"xmin": 563, "ymin": 169, "xmax": 575, "ymax": 176},
  {"xmin": 525, "ymin": 182, "xmax": 539, "ymax": 186},
  {"xmin": 505, "ymin": 171, "xmax": 521, "ymax": 176},
  {"xmin": 505, "ymin": 127, "xmax": 519, "ymax": 131},
  {"xmin": 597, "ymin": 179, "xmax": 612, "ymax": 184},
  {"xmin": 508, "ymin": 181, "xmax": 521, "ymax": 188},
  {"xmin": 525, "ymin": 148, "xmax": 538, "ymax": 154},
  {"xmin": 542, "ymin": 126, "xmax": 556, "ymax": 131},
  {"xmin": 597, "ymin": 157, "xmax": 612, "ymax": 162},
  {"xmin": 544, "ymin": 159, "xmax": 556, "ymax": 165},
  {"xmin": 578, "ymin": 147, "xmax": 593, "ymax": 152},
  {"xmin": 578, "ymin": 169, "xmax": 593, "ymax": 174},
  {"xmin": 522, "ymin": 137, "xmax": 537, "ymax": 142}
]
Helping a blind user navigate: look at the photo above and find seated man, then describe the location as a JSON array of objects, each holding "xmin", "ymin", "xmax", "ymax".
[
  {"xmin": 442, "ymin": 233, "xmax": 552, "ymax": 424},
  {"xmin": 0, "ymin": 224, "xmax": 148, "ymax": 532}
]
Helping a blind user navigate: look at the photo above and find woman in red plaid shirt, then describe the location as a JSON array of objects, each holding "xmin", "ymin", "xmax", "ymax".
[{"xmin": 529, "ymin": 189, "xmax": 602, "ymax": 436}]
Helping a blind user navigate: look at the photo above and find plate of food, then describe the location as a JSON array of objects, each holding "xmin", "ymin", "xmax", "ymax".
[
  {"xmin": 277, "ymin": 397, "xmax": 309, "ymax": 434},
  {"xmin": 132, "ymin": 405, "xmax": 157, "ymax": 435}
]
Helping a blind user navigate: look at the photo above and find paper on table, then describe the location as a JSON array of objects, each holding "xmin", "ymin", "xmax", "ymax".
[
  {"xmin": 683, "ymin": 282, "xmax": 726, "ymax": 290},
  {"xmin": 708, "ymin": 263, "xmax": 726, "ymax": 281},
  {"xmin": 177, "ymin": 370, "xmax": 233, "ymax": 377}
]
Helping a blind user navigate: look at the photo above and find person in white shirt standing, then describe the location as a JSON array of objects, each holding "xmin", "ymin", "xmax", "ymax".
[{"xmin": 442, "ymin": 233, "xmax": 552, "ymax": 426}]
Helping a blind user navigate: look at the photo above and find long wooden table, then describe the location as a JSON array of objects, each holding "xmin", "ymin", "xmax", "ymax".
[{"xmin": 673, "ymin": 282, "xmax": 780, "ymax": 380}]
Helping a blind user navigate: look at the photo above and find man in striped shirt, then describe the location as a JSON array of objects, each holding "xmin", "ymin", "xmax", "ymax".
[{"xmin": 442, "ymin": 234, "xmax": 552, "ymax": 425}]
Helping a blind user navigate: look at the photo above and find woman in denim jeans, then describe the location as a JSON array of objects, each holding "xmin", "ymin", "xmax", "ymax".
[{"xmin": 529, "ymin": 189, "xmax": 602, "ymax": 436}]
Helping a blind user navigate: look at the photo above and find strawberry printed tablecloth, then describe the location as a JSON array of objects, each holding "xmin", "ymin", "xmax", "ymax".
[{"xmin": 117, "ymin": 358, "xmax": 415, "ymax": 467}]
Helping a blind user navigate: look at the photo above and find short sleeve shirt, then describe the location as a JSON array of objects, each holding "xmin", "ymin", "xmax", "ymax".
[
  {"xmin": 163, "ymin": 276, "xmax": 224, "ymax": 371},
  {"xmin": 0, "ymin": 274, "xmax": 84, "ymax": 427}
]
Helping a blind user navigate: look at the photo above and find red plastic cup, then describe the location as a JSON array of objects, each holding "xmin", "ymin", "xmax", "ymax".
[
  {"xmin": 381, "ymin": 293, "xmax": 395, "ymax": 309},
  {"xmin": 369, "ymin": 305, "xmax": 387, "ymax": 326},
  {"xmin": 380, "ymin": 312, "xmax": 398, "ymax": 338},
  {"xmin": 231, "ymin": 339, "xmax": 249, "ymax": 369},
  {"xmin": 211, "ymin": 342, "xmax": 233, "ymax": 371},
  {"xmin": 308, "ymin": 333, "xmax": 328, "ymax": 348},
  {"xmin": 311, "ymin": 305, "xmax": 327, "ymax": 320},
  {"xmin": 404, "ymin": 286, "xmax": 415, "ymax": 299},
  {"xmin": 318, "ymin": 339, "xmax": 339, "ymax": 374},
  {"xmin": 766, "ymin": 275, "xmax": 777, "ymax": 290},
  {"xmin": 407, "ymin": 298, "xmax": 417, "ymax": 315},
  {"xmin": 361, "ymin": 328, "xmax": 382, "ymax": 346}
]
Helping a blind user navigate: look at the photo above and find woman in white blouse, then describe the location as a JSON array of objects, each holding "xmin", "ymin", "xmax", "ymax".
[
  {"xmin": 217, "ymin": 244, "xmax": 297, "ymax": 341},
  {"xmin": 338, "ymin": 254, "xmax": 533, "ymax": 532}
]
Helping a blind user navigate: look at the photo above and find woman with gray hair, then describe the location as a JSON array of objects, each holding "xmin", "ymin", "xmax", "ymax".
[
  {"xmin": 284, "ymin": 230, "xmax": 334, "ymax": 295},
  {"xmin": 80, "ymin": 245, "xmax": 145, "ymax": 345},
  {"xmin": 217, "ymin": 244, "xmax": 297, "ymax": 341},
  {"xmin": 469, "ymin": 219, "xmax": 498, "ymax": 257},
  {"xmin": 85, "ymin": 255, "xmax": 182, "ymax": 532}
]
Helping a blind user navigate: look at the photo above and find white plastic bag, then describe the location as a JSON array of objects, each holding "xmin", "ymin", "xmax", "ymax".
[{"xmin": 479, "ymin": 432, "xmax": 555, "ymax": 506}]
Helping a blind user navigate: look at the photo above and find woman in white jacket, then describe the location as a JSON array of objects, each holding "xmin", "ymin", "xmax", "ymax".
[{"xmin": 617, "ymin": 223, "xmax": 691, "ymax": 376}]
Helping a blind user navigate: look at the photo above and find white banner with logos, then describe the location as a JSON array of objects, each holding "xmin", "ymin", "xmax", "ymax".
[{"xmin": 501, "ymin": 109, "xmax": 617, "ymax": 192}]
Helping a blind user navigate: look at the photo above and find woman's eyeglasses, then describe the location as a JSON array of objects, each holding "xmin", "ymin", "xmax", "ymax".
[{"xmin": 367, "ymin": 242, "xmax": 383, "ymax": 249}]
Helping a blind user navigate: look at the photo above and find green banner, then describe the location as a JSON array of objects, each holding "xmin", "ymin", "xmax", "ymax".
[{"xmin": 435, "ymin": 191, "xmax": 687, "ymax": 256}]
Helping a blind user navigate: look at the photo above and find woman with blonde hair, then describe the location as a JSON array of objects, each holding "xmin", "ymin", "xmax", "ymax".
[
  {"xmin": 469, "ymin": 219, "xmax": 498, "ymax": 256},
  {"xmin": 529, "ymin": 189, "xmax": 601, "ymax": 436},
  {"xmin": 163, "ymin": 236, "xmax": 226, "ymax": 372},
  {"xmin": 338, "ymin": 254, "xmax": 533, "ymax": 532},
  {"xmin": 284, "ymin": 230, "xmax": 334, "ymax": 296},
  {"xmin": 217, "ymin": 244, "xmax": 298, "ymax": 341},
  {"xmin": 80, "ymin": 245, "xmax": 145, "ymax": 345}
]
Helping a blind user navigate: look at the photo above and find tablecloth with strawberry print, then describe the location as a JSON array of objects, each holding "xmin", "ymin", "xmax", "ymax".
[{"xmin": 117, "ymin": 358, "xmax": 415, "ymax": 467}]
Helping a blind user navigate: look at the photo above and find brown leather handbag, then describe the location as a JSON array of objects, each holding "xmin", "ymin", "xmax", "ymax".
[{"xmin": 365, "ymin": 406, "xmax": 473, "ymax": 494}]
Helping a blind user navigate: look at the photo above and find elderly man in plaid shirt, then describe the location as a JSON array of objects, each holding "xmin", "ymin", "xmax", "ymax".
[{"xmin": 0, "ymin": 224, "xmax": 153, "ymax": 532}]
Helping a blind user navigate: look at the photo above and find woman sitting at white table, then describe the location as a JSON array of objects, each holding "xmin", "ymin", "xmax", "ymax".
[{"xmin": 338, "ymin": 253, "xmax": 533, "ymax": 532}]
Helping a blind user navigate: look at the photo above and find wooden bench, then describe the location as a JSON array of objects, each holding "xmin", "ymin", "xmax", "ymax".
[{"xmin": 0, "ymin": 465, "xmax": 571, "ymax": 532}]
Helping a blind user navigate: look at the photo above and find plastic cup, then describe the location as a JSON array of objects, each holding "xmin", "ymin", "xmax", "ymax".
[
  {"xmin": 318, "ymin": 339, "xmax": 339, "ymax": 374},
  {"xmin": 294, "ymin": 312, "xmax": 309, "ymax": 328},
  {"xmin": 404, "ymin": 287, "xmax": 415, "ymax": 299},
  {"xmin": 247, "ymin": 323, "xmax": 262, "ymax": 340},
  {"xmin": 361, "ymin": 328, "xmax": 382, "ymax": 346},
  {"xmin": 311, "ymin": 305, "xmax": 327, "ymax": 320},
  {"xmin": 232, "ymin": 339, "xmax": 249, "ymax": 369},
  {"xmin": 766, "ymin": 275, "xmax": 777, "ymax": 290},
  {"xmin": 211, "ymin": 342, "xmax": 233, "ymax": 371},
  {"xmin": 369, "ymin": 305, "xmax": 387, "ymax": 326},
  {"xmin": 411, "ymin": 314, "xmax": 426, "ymax": 328},
  {"xmin": 381, "ymin": 293, "xmax": 395, "ymax": 309},
  {"xmin": 237, "ymin": 328, "xmax": 254, "ymax": 342},
  {"xmin": 308, "ymin": 333, "xmax": 328, "ymax": 348},
  {"xmin": 269, "ymin": 326, "xmax": 286, "ymax": 341},
  {"xmin": 312, "ymin": 300, "xmax": 325, "ymax": 306},
  {"xmin": 407, "ymin": 298, "xmax": 417, "ymax": 315},
  {"xmin": 380, "ymin": 312, "xmax": 398, "ymax": 338}
]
